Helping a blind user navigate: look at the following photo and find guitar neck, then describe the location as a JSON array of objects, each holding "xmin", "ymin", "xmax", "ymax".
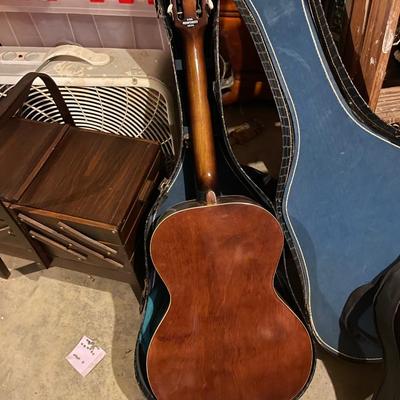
[
  {"xmin": 175, "ymin": 1, "xmax": 217, "ymax": 197},
  {"xmin": 183, "ymin": 32, "xmax": 217, "ymax": 194}
]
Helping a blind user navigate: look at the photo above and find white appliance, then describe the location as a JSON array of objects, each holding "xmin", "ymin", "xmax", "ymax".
[{"xmin": 0, "ymin": 45, "xmax": 178, "ymax": 165}]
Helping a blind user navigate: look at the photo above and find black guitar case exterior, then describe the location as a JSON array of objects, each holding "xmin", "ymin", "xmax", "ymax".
[
  {"xmin": 373, "ymin": 263, "xmax": 400, "ymax": 399},
  {"xmin": 345, "ymin": 258, "xmax": 400, "ymax": 398}
]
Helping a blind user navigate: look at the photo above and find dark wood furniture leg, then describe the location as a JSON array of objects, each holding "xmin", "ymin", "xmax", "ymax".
[{"xmin": 0, "ymin": 256, "xmax": 11, "ymax": 279}]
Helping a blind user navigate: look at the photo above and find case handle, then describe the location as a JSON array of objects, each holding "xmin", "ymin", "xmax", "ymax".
[
  {"xmin": 42, "ymin": 45, "xmax": 111, "ymax": 67},
  {"xmin": 0, "ymin": 72, "xmax": 74, "ymax": 126}
]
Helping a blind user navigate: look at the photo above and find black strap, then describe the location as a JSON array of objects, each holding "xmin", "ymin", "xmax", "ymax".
[
  {"xmin": 373, "ymin": 265, "xmax": 400, "ymax": 399},
  {"xmin": 0, "ymin": 72, "xmax": 74, "ymax": 126},
  {"xmin": 340, "ymin": 256, "xmax": 400, "ymax": 343}
]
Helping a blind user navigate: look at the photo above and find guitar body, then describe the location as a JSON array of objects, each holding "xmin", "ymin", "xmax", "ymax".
[
  {"xmin": 147, "ymin": 197, "xmax": 312, "ymax": 399},
  {"xmin": 235, "ymin": 0, "xmax": 400, "ymax": 359}
]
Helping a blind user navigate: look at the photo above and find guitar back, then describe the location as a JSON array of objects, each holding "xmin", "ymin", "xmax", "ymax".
[{"xmin": 147, "ymin": 198, "xmax": 312, "ymax": 399}]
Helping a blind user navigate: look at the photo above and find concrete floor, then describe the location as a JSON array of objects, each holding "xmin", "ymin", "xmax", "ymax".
[{"xmin": 0, "ymin": 256, "xmax": 383, "ymax": 400}]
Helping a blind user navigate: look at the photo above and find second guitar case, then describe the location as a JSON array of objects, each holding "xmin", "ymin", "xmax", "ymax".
[{"xmin": 233, "ymin": 0, "xmax": 400, "ymax": 366}]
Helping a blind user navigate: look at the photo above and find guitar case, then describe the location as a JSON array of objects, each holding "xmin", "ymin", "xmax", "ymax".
[
  {"xmin": 234, "ymin": 0, "xmax": 400, "ymax": 361},
  {"xmin": 133, "ymin": 1, "xmax": 311, "ymax": 398},
  {"xmin": 373, "ymin": 261, "xmax": 400, "ymax": 399}
]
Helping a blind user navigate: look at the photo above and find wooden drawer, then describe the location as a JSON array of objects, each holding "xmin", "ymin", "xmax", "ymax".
[
  {"xmin": 13, "ymin": 211, "xmax": 129, "ymax": 270},
  {"xmin": 12, "ymin": 206, "xmax": 126, "ymax": 247}
]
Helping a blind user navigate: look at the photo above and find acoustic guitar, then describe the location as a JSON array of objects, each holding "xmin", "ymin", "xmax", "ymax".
[{"xmin": 145, "ymin": 0, "xmax": 313, "ymax": 399}]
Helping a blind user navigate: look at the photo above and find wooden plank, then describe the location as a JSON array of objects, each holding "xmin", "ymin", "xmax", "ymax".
[
  {"xmin": 0, "ymin": 200, "xmax": 49, "ymax": 268},
  {"xmin": 341, "ymin": 0, "xmax": 371, "ymax": 80},
  {"xmin": 375, "ymin": 86, "xmax": 400, "ymax": 123},
  {"xmin": 12, "ymin": 124, "xmax": 69, "ymax": 201},
  {"xmin": 358, "ymin": 0, "xmax": 400, "ymax": 109},
  {"xmin": 0, "ymin": 119, "xmax": 65, "ymax": 202}
]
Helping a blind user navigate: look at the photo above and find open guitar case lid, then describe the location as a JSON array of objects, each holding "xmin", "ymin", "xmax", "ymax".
[
  {"xmin": 312, "ymin": 3, "xmax": 400, "ymax": 394},
  {"xmin": 230, "ymin": 0, "xmax": 400, "ymax": 397},
  {"xmin": 133, "ymin": 0, "xmax": 316, "ymax": 398}
]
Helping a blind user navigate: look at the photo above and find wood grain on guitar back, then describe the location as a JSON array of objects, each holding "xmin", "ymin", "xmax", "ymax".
[{"xmin": 147, "ymin": 201, "xmax": 313, "ymax": 400}]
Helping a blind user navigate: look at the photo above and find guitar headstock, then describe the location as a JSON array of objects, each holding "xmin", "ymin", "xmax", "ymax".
[{"xmin": 168, "ymin": 0, "xmax": 214, "ymax": 32}]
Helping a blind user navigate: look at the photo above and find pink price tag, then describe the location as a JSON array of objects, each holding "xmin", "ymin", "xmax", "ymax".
[{"xmin": 66, "ymin": 336, "xmax": 106, "ymax": 377}]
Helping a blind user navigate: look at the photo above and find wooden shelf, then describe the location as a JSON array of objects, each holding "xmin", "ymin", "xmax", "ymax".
[
  {"xmin": 375, "ymin": 87, "xmax": 400, "ymax": 124},
  {"xmin": 341, "ymin": 0, "xmax": 400, "ymax": 122}
]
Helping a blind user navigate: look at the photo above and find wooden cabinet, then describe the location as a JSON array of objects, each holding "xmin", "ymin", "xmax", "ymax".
[
  {"xmin": 0, "ymin": 117, "xmax": 161, "ymax": 297},
  {"xmin": 341, "ymin": 0, "xmax": 400, "ymax": 123}
]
